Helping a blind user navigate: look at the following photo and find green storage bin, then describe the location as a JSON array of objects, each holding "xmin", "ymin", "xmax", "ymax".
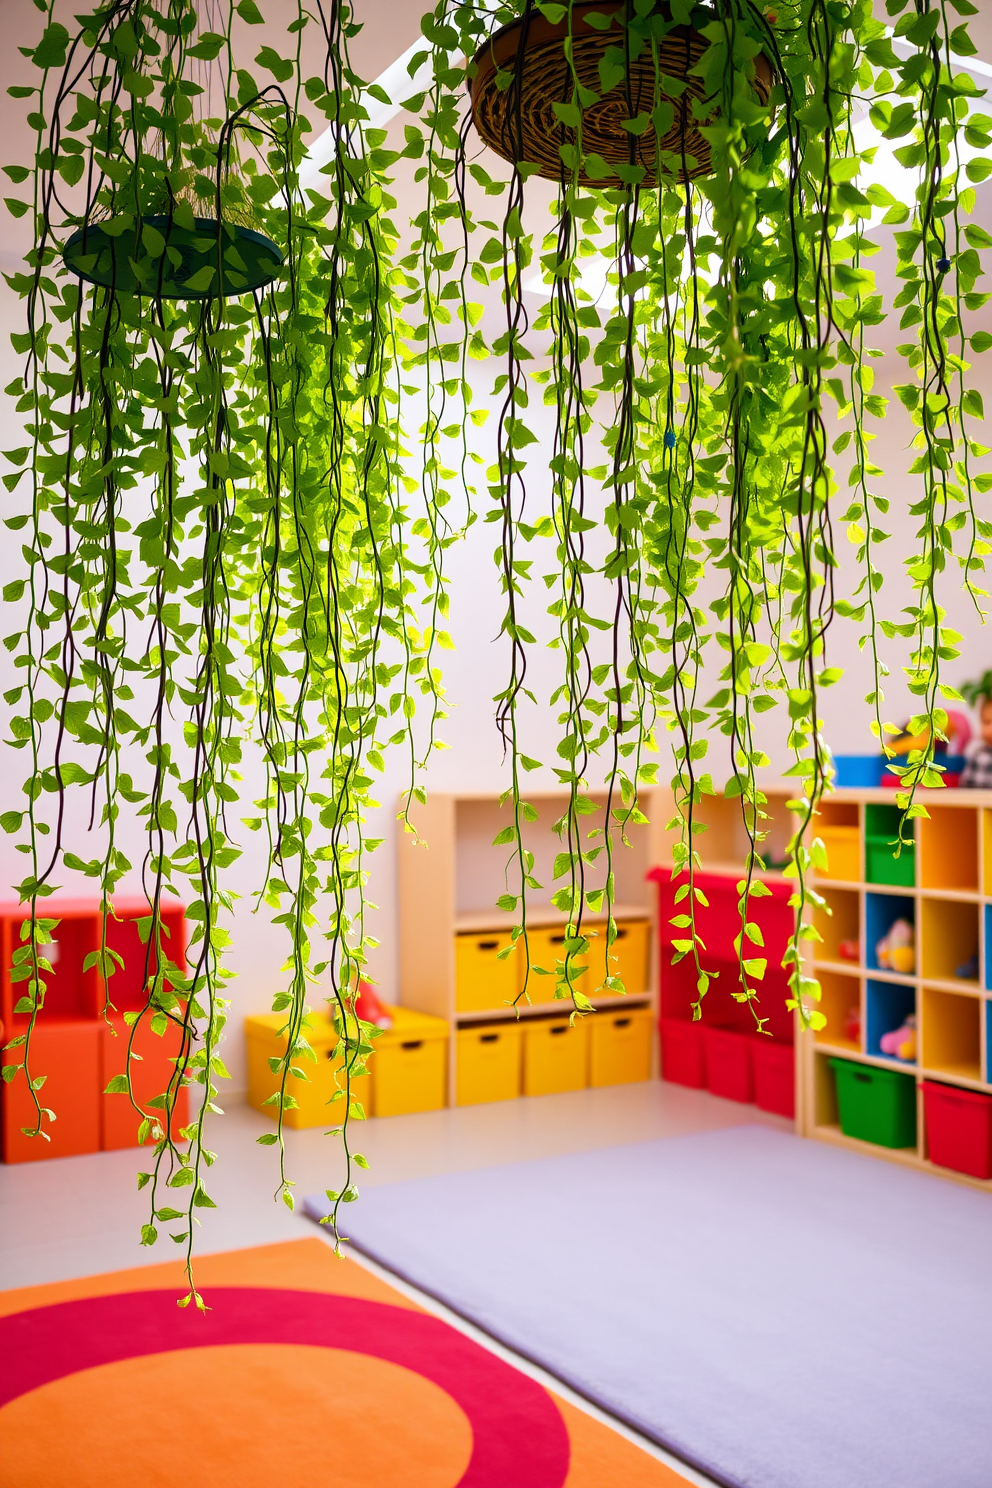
[
  {"xmin": 864, "ymin": 805, "xmax": 915, "ymax": 887},
  {"xmin": 829, "ymin": 1056, "xmax": 917, "ymax": 1148},
  {"xmin": 865, "ymin": 836, "xmax": 915, "ymax": 887}
]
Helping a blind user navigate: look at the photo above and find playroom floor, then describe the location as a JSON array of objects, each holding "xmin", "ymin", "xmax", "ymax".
[{"xmin": 0, "ymin": 1080, "xmax": 791, "ymax": 1488}]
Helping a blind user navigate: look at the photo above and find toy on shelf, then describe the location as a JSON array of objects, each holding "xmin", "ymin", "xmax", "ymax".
[
  {"xmin": 351, "ymin": 981, "xmax": 393, "ymax": 1029},
  {"xmin": 838, "ymin": 939, "xmax": 860, "ymax": 962},
  {"xmin": 955, "ymin": 953, "xmax": 979, "ymax": 981},
  {"xmin": 844, "ymin": 1004, "xmax": 862, "ymax": 1044},
  {"xmin": 879, "ymin": 1013, "xmax": 916, "ymax": 1063},
  {"xmin": 881, "ymin": 711, "xmax": 971, "ymax": 786},
  {"xmin": 876, "ymin": 918, "xmax": 915, "ymax": 976}
]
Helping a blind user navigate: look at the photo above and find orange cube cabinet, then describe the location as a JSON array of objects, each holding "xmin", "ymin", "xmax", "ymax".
[
  {"xmin": 1, "ymin": 1020, "xmax": 102, "ymax": 1163},
  {"xmin": 0, "ymin": 897, "xmax": 187, "ymax": 1161}
]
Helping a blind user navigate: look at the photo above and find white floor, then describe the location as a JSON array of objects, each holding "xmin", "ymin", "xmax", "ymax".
[{"xmin": 1, "ymin": 1078, "xmax": 791, "ymax": 1486}]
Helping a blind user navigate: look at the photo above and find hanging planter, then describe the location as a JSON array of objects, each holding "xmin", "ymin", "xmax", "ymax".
[
  {"xmin": 62, "ymin": 213, "xmax": 283, "ymax": 300},
  {"xmin": 468, "ymin": 0, "xmax": 773, "ymax": 186}
]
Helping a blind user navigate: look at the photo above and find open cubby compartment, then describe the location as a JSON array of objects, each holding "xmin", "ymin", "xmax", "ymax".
[
  {"xmin": 814, "ymin": 885, "xmax": 860, "ymax": 964},
  {"xmin": 0, "ymin": 904, "xmax": 102, "ymax": 1024},
  {"xmin": 812, "ymin": 1048, "xmax": 842, "ymax": 1129},
  {"xmin": 921, "ymin": 986, "xmax": 982, "ymax": 1083},
  {"xmin": 814, "ymin": 968, "xmax": 862, "ymax": 1050},
  {"xmin": 865, "ymin": 893, "xmax": 915, "ymax": 973},
  {"xmin": 864, "ymin": 803, "xmax": 915, "ymax": 888},
  {"xmin": 814, "ymin": 799, "xmax": 861, "ymax": 882},
  {"xmin": 865, "ymin": 979, "xmax": 916, "ymax": 1064},
  {"xmin": 668, "ymin": 789, "xmax": 793, "ymax": 871},
  {"xmin": 919, "ymin": 897, "xmax": 980, "ymax": 986},
  {"xmin": 986, "ymin": 904, "xmax": 992, "ymax": 992},
  {"xmin": 918, "ymin": 805, "xmax": 979, "ymax": 893},
  {"xmin": 986, "ymin": 1001, "xmax": 992, "ymax": 1084},
  {"xmin": 103, "ymin": 900, "xmax": 187, "ymax": 1012},
  {"xmin": 983, "ymin": 811, "xmax": 992, "ymax": 897},
  {"xmin": 454, "ymin": 793, "xmax": 652, "ymax": 923}
]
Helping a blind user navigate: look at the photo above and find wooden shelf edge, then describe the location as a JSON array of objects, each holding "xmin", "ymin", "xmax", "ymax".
[
  {"xmin": 455, "ymin": 993, "xmax": 652, "ymax": 1025},
  {"xmin": 454, "ymin": 903, "xmax": 650, "ymax": 933},
  {"xmin": 810, "ymin": 1121, "xmax": 992, "ymax": 1191}
]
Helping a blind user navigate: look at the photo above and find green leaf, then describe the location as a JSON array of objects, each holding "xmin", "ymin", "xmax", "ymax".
[
  {"xmin": 32, "ymin": 24, "xmax": 69, "ymax": 70},
  {"xmin": 256, "ymin": 1131, "xmax": 279, "ymax": 1145},
  {"xmin": 255, "ymin": 46, "xmax": 294, "ymax": 82},
  {"xmin": 0, "ymin": 811, "xmax": 22, "ymax": 833},
  {"xmin": 103, "ymin": 1074, "xmax": 129, "ymax": 1094},
  {"xmin": 237, "ymin": 0, "xmax": 265, "ymax": 19}
]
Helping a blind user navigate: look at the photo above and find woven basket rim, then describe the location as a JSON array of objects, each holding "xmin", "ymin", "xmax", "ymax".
[{"xmin": 467, "ymin": 1, "xmax": 772, "ymax": 100}]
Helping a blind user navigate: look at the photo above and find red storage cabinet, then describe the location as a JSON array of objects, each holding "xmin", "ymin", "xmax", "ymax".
[
  {"xmin": 659, "ymin": 1017, "xmax": 705, "ymax": 1088},
  {"xmin": 0, "ymin": 897, "xmax": 186, "ymax": 1161},
  {"xmin": 923, "ymin": 1080, "xmax": 992, "ymax": 1179},
  {"xmin": 650, "ymin": 866, "xmax": 795, "ymax": 1118},
  {"xmin": 752, "ymin": 1037, "xmax": 795, "ymax": 1119},
  {"xmin": 703, "ymin": 1026, "xmax": 754, "ymax": 1103}
]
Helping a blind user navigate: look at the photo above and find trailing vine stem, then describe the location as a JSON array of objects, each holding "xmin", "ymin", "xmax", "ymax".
[{"xmin": 2, "ymin": 0, "xmax": 988, "ymax": 1294}]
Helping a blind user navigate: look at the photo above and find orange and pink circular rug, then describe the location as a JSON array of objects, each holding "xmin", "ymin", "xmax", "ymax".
[{"xmin": 0, "ymin": 1239, "xmax": 688, "ymax": 1488}]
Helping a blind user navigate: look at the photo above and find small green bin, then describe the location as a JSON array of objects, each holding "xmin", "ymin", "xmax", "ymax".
[
  {"xmin": 865, "ymin": 835, "xmax": 915, "ymax": 887},
  {"xmin": 829, "ymin": 1056, "xmax": 917, "ymax": 1148}
]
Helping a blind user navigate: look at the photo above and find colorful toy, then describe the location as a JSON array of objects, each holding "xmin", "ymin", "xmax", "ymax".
[
  {"xmin": 880, "ymin": 1013, "xmax": 916, "ymax": 1062},
  {"xmin": 353, "ymin": 980, "xmax": 393, "ymax": 1029},
  {"xmin": 838, "ymin": 939, "xmax": 860, "ymax": 962},
  {"xmin": 844, "ymin": 1004, "xmax": 862, "ymax": 1044},
  {"xmin": 876, "ymin": 918, "xmax": 915, "ymax": 976},
  {"xmin": 955, "ymin": 952, "xmax": 979, "ymax": 981}
]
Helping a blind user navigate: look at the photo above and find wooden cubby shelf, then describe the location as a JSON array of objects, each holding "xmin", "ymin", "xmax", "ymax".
[
  {"xmin": 801, "ymin": 786, "xmax": 992, "ymax": 1191},
  {"xmin": 398, "ymin": 788, "xmax": 665, "ymax": 1104}
]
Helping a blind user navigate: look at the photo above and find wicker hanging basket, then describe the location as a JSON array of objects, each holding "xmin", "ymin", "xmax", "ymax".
[{"xmin": 468, "ymin": 1, "xmax": 773, "ymax": 188}]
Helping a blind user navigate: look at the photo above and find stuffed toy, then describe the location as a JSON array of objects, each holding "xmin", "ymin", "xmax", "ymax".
[
  {"xmin": 876, "ymin": 917, "xmax": 915, "ymax": 975},
  {"xmin": 880, "ymin": 1013, "xmax": 916, "ymax": 1062}
]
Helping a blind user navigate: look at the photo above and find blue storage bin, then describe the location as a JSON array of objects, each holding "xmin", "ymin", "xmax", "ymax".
[{"xmin": 833, "ymin": 755, "xmax": 887, "ymax": 787}]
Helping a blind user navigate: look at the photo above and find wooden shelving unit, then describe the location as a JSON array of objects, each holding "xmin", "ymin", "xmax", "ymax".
[
  {"xmin": 397, "ymin": 788, "xmax": 666, "ymax": 1103},
  {"xmin": 800, "ymin": 787, "xmax": 992, "ymax": 1191}
]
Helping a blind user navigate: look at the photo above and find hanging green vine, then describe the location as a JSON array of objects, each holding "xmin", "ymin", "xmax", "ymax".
[{"xmin": 2, "ymin": 0, "xmax": 989, "ymax": 1287}]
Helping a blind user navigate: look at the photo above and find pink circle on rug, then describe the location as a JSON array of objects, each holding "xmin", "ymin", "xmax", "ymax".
[{"xmin": 0, "ymin": 1287, "xmax": 570, "ymax": 1488}]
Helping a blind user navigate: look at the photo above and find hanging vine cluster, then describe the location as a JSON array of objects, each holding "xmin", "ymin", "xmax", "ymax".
[{"xmin": 2, "ymin": 0, "xmax": 989, "ymax": 1294}]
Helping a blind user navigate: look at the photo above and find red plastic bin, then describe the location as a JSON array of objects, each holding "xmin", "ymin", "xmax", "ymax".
[
  {"xmin": 660, "ymin": 1018, "xmax": 705, "ymax": 1088},
  {"xmin": 703, "ymin": 1026, "xmax": 753, "ymax": 1104},
  {"xmin": 752, "ymin": 1038, "xmax": 795, "ymax": 1119},
  {"xmin": 923, "ymin": 1079, "xmax": 992, "ymax": 1179}
]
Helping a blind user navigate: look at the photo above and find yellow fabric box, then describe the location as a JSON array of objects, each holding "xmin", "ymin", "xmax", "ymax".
[
  {"xmin": 455, "ymin": 930, "xmax": 521, "ymax": 1013},
  {"xmin": 372, "ymin": 1007, "xmax": 449, "ymax": 1117},
  {"xmin": 455, "ymin": 1022, "xmax": 523, "ymax": 1106},
  {"xmin": 820, "ymin": 825, "xmax": 861, "ymax": 882},
  {"xmin": 526, "ymin": 925, "xmax": 588, "ymax": 1006},
  {"xmin": 522, "ymin": 1015, "xmax": 589, "ymax": 1097},
  {"xmin": 597, "ymin": 919, "xmax": 651, "ymax": 995},
  {"xmin": 589, "ymin": 1005, "xmax": 654, "ymax": 1088},
  {"xmin": 245, "ymin": 1010, "xmax": 371, "ymax": 1130}
]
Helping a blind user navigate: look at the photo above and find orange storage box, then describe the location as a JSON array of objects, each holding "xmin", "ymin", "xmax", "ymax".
[{"xmin": 1, "ymin": 1020, "xmax": 102, "ymax": 1163}]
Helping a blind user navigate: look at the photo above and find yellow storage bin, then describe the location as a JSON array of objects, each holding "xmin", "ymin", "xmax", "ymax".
[
  {"xmin": 522, "ymin": 1016, "xmax": 590, "ymax": 1097},
  {"xmin": 455, "ymin": 1022, "xmax": 523, "ymax": 1106},
  {"xmin": 455, "ymin": 930, "xmax": 520, "ymax": 1013},
  {"xmin": 600, "ymin": 919, "xmax": 650, "ymax": 994},
  {"xmin": 819, "ymin": 825, "xmax": 861, "ymax": 882},
  {"xmin": 527, "ymin": 918, "xmax": 651, "ymax": 1001},
  {"xmin": 245, "ymin": 1011, "xmax": 371, "ymax": 1130},
  {"xmin": 589, "ymin": 1005, "xmax": 654, "ymax": 1087},
  {"xmin": 527, "ymin": 925, "xmax": 589, "ymax": 1006},
  {"xmin": 372, "ymin": 1007, "xmax": 449, "ymax": 1117}
]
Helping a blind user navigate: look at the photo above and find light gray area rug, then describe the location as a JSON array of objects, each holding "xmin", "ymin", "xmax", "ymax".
[{"xmin": 305, "ymin": 1125, "xmax": 992, "ymax": 1488}]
